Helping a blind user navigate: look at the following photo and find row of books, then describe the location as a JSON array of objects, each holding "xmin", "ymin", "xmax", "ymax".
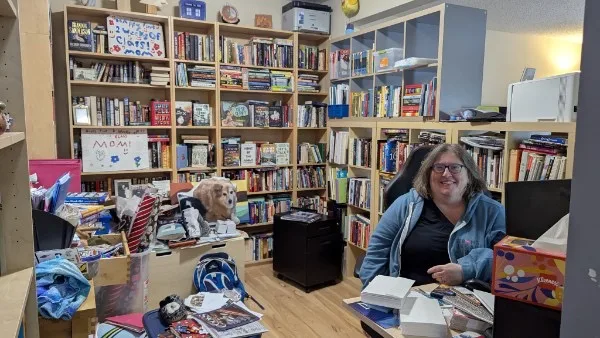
[
  {"xmin": 376, "ymin": 85, "xmax": 402, "ymax": 118},
  {"xmin": 175, "ymin": 136, "xmax": 217, "ymax": 169},
  {"xmin": 173, "ymin": 32, "xmax": 215, "ymax": 62},
  {"xmin": 378, "ymin": 130, "xmax": 446, "ymax": 174},
  {"xmin": 298, "ymin": 74, "xmax": 321, "ymax": 93},
  {"xmin": 298, "ymin": 45, "xmax": 327, "ymax": 71},
  {"xmin": 330, "ymin": 83, "xmax": 349, "ymax": 105},
  {"xmin": 219, "ymin": 36, "xmax": 294, "ymax": 68},
  {"xmin": 71, "ymin": 96, "xmax": 165, "ymax": 127},
  {"xmin": 351, "ymin": 138, "xmax": 372, "ymax": 168},
  {"xmin": 176, "ymin": 171, "xmax": 216, "ymax": 183},
  {"xmin": 328, "ymin": 130, "xmax": 349, "ymax": 164},
  {"xmin": 465, "ymin": 146, "xmax": 504, "ymax": 190},
  {"xmin": 297, "ymin": 102, "xmax": 327, "ymax": 128},
  {"xmin": 298, "ymin": 142, "xmax": 326, "ymax": 164},
  {"xmin": 175, "ymin": 101, "xmax": 213, "ymax": 126},
  {"xmin": 70, "ymin": 58, "xmax": 151, "ymax": 84},
  {"xmin": 327, "ymin": 167, "xmax": 348, "ymax": 204},
  {"xmin": 245, "ymin": 233, "xmax": 274, "ymax": 262},
  {"xmin": 379, "ymin": 174, "xmax": 393, "ymax": 214},
  {"xmin": 220, "ymin": 66, "xmax": 293, "ymax": 92},
  {"xmin": 80, "ymin": 176, "xmax": 170, "ymax": 193},
  {"xmin": 296, "ymin": 195, "xmax": 328, "ymax": 214},
  {"xmin": 347, "ymin": 214, "xmax": 371, "ymax": 250},
  {"xmin": 248, "ymin": 195, "xmax": 292, "ymax": 225},
  {"xmin": 221, "ymin": 101, "xmax": 291, "ymax": 127},
  {"xmin": 222, "ymin": 139, "xmax": 290, "ymax": 167},
  {"xmin": 352, "ymin": 50, "xmax": 373, "ymax": 76},
  {"xmin": 348, "ymin": 177, "xmax": 371, "ymax": 210},
  {"xmin": 351, "ymin": 90, "xmax": 373, "ymax": 117},
  {"xmin": 402, "ymin": 78, "xmax": 437, "ymax": 117},
  {"xmin": 508, "ymin": 135, "xmax": 568, "ymax": 182},
  {"xmin": 222, "ymin": 168, "xmax": 292, "ymax": 192},
  {"xmin": 148, "ymin": 135, "xmax": 171, "ymax": 169},
  {"xmin": 297, "ymin": 167, "xmax": 326, "ymax": 189},
  {"xmin": 330, "ymin": 49, "xmax": 350, "ymax": 79},
  {"xmin": 67, "ymin": 20, "xmax": 102, "ymax": 53},
  {"xmin": 175, "ymin": 63, "xmax": 216, "ymax": 88}
]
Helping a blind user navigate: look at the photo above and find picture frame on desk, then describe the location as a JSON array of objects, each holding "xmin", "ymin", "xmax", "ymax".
[
  {"xmin": 114, "ymin": 179, "xmax": 132, "ymax": 198},
  {"xmin": 73, "ymin": 104, "xmax": 91, "ymax": 125}
]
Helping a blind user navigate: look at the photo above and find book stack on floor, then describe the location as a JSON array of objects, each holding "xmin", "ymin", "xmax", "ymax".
[
  {"xmin": 297, "ymin": 74, "xmax": 321, "ymax": 93},
  {"xmin": 297, "ymin": 102, "xmax": 327, "ymax": 128},
  {"xmin": 270, "ymin": 71, "xmax": 293, "ymax": 92},
  {"xmin": 330, "ymin": 49, "xmax": 350, "ymax": 79},
  {"xmin": 352, "ymin": 50, "xmax": 373, "ymax": 76},
  {"xmin": 150, "ymin": 66, "xmax": 170, "ymax": 86},
  {"xmin": 148, "ymin": 134, "xmax": 171, "ymax": 169},
  {"xmin": 461, "ymin": 134, "xmax": 505, "ymax": 190},
  {"xmin": 401, "ymin": 77, "xmax": 437, "ymax": 117},
  {"xmin": 349, "ymin": 177, "xmax": 371, "ymax": 210},
  {"xmin": 69, "ymin": 58, "xmax": 150, "ymax": 84},
  {"xmin": 351, "ymin": 90, "xmax": 374, "ymax": 117},
  {"xmin": 297, "ymin": 166, "xmax": 326, "ymax": 189},
  {"xmin": 247, "ymin": 195, "xmax": 292, "ymax": 225},
  {"xmin": 297, "ymin": 142, "xmax": 325, "ymax": 164},
  {"xmin": 71, "ymin": 96, "xmax": 169, "ymax": 127},
  {"xmin": 175, "ymin": 63, "xmax": 216, "ymax": 88},
  {"xmin": 347, "ymin": 214, "xmax": 371, "ymax": 249},
  {"xmin": 246, "ymin": 233, "xmax": 274, "ymax": 261},
  {"xmin": 173, "ymin": 32, "xmax": 215, "ymax": 62},
  {"xmin": 175, "ymin": 135, "xmax": 216, "ymax": 169},
  {"xmin": 378, "ymin": 129, "xmax": 410, "ymax": 174},
  {"xmin": 328, "ymin": 130, "xmax": 349, "ymax": 164},
  {"xmin": 296, "ymin": 195, "xmax": 327, "ymax": 214},
  {"xmin": 298, "ymin": 45, "xmax": 326, "ymax": 71},
  {"xmin": 221, "ymin": 101, "xmax": 292, "ymax": 128},
  {"xmin": 175, "ymin": 101, "xmax": 213, "ymax": 127},
  {"xmin": 176, "ymin": 171, "xmax": 216, "ymax": 183},
  {"xmin": 375, "ymin": 85, "xmax": 402, "ymax": 118},
  {"xmin": 351, "ymin": 138, "xmax": 372, "ymax": 167},
  {"xmin": 330, "ymin": 83, "xmax": 349, "ymax": 105},
  {"xmin": 509, "ymin": 134, "xmax": 568, "ymax": 182}
]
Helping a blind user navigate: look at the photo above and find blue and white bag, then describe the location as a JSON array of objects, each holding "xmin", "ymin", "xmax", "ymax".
[{"xmin": 193, "ymin": 252, "xmax": 247, "ymax": 300}]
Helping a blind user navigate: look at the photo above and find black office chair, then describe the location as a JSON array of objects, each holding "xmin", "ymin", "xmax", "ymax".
[{"xmin": 353, "ymin": 145, "xmax": 490, "ymax": 292}]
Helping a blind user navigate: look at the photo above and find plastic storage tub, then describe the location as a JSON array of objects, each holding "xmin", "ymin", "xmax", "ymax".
[
  {"xmin": 374, "ymin": 48, "xmax": 404, "ymax": 72},
  {"xmin": 328, "ymin": 104, "xmax": 349, "ymax": 119}
]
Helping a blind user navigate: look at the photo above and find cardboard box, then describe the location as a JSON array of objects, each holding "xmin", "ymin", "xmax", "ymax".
[{"xmin": 492, "ymin": 236, "xmax": 566, "ymax": 310}]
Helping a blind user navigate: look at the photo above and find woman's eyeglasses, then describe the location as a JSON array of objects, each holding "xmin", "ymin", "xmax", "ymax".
[{"xmin": 432, "ymin": 163, "xmax": 464, "ymax": 174}]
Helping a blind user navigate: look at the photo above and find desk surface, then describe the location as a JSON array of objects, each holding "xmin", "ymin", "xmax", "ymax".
[{"xmin": 343, "ymin": 284, "xmax": 459, "ymax": 338}]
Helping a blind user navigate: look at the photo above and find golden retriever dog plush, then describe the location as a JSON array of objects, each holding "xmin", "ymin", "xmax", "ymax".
[{"xmin": 194, "ymin": 177, "xmax": 239, "ymax": 224}]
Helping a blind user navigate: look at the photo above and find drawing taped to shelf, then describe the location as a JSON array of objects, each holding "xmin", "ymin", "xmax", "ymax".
[
  {"xmin": 107, "ymin": 16, "xmax": 166, "ymax": 58},
  {"xmin": 81, "ymin": 128, "xmax": 150, "ymax": 172}
]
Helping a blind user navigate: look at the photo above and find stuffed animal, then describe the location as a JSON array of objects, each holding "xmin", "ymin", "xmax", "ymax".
[{"xmin": 194, "ymin": 177, "xmax": 239, "ymax": 224}]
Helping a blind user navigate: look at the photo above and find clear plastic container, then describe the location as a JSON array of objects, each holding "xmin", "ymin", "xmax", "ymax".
[{"xmin": 374, "ymin": 48, "xmax": 404, "ymax": 72}]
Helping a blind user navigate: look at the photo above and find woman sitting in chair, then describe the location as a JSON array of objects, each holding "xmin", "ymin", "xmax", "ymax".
[{"xmin": 360, "ymin": 144, "xmax": 506, "ymax": 287}]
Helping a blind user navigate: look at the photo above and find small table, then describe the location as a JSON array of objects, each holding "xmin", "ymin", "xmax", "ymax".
[{"xmin": 343, "ymin": 284, "xmax": 459, "ymax": 338}]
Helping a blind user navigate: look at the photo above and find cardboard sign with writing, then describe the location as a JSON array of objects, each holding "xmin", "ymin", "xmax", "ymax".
[
  {"xmin": 107, "ymin": 15, "xmax": 166, "ymax": 58},
  {"xmin": 81, "ymin": 129, "xmax": 150, "ymax": 172}
]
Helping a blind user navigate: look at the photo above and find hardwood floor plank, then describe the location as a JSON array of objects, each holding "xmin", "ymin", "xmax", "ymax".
[{"xmin": 244, "ymin": 264, "xmax": 365, "ymax": 337}]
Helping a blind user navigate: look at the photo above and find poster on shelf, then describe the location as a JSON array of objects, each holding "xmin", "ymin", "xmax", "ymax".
[
  {"xmin": 81, "ymin": 129, "xmax": 150, "ymax": 172},
  {"xmin": 106, "ymin": 15, "xmax": 166, "ymax": 58}
]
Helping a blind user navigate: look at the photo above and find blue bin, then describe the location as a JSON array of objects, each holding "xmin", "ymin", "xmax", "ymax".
[
  {"xmin": 328, "ymin": 104, "xmax": 349, "ymax": 119},
  {"xmin": 179, "ymin": 0, "xmax": 206, "ymax": 21}
]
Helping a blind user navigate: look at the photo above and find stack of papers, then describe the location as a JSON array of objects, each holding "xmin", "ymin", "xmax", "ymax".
[
  {"xmin": 400, "ymin": 297, "xmax": 448, "ymax": 337},
  {"xmin": 361, "ymin": 275, "xmax": 414, "ymax": 309}
]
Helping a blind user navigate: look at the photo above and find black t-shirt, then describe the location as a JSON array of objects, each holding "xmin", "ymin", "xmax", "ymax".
[{"xmin": 400, "ymin": 198, "xmax": 454, "ymax": 285}]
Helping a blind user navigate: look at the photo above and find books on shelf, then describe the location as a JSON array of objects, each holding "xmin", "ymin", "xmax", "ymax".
[
  {"xmin": 224, "ymin": 167, "xmax": 291, "ymax": 192},
  {"xmin": 296, "ymin": 195, "xmax": 328, "ymax": 214},
  {"xmin": 330, "ymin": 83, "xmax": 349, "ymax": 105},
  {"xmin": 348, "ymin": 214, "xmax": 371, "ymax": 249},
  {"xmin": 220, "ymin": 65, "xmax": 243, "ymax": 89},
  {"xmin": 379, "ymin": 174, "xmax": 393, "ymax": 214},
  {"xmin": 150, "ymin": 66, "xmax": 170, "ymax": 86},
  {"xmin": 219, "ymin": 37, "xmax": 294, "ymax": 68},
  {"xmin": 270, "ymin": 71, "xmax": 294, "ymax": 92},
  {"xmin": 401, "ymin": 77, "xmax": 437, "ymax": 117},
  {"xmin": 328, "ymin": 130, "xmax": 349, "ymax": 164},
  {"xmin": 221, "ymin": 138, "xmax": 290, "ymax": 168},
  {"xmin": 177, "ymin": 170, "xmax": 216, "ymax": 183},
  {"xmin": 375, "ymin": 85, "xmax": 402, "ymax": 118},
  {"xmin": 192, "ymin": 102, "xmax": 213, "ymax": 126},
  {"xmin": 71, "ymin": 96, "xmax": 157, "ymax": 127},
  {"xmin": 297, "ymin": 101, "xmax": 327, "ymax": 128},
  {"xmin": 298, "ymin": 45, "xmax": 326, "ymax": 71},
  {"xmin": 508, "ymin": 135, "xmax": 568, "ymax": 182},
  {"xmin": 147, "ymin": 134, "xmax": 171, "ymax": 169},
  {"xmin": 351, "ymin": 90, "xmax": 374, "ymax": 117},
  {"xmin": 240, "ymin": 143, "xmax": 257, "ymax": 166},
  {"xmin": 350, "ymin": 138, "xmax": 372, "ymax": 168},
  {"xmin": 221, "ymin": 100, "xmax": 292, "ymax": 127},
  {"xmin": 175, "ymin": 63, "xmax": 216, "ymax": 88},
  {"xmin": 275, "ymin": 143, "xmax": 290, "ymax": 165},
  {"xmin": 352, "ymin": 50, "xmax": 373, "ymax": 76},
  {"xmin": 80, "ymin": 176, "xmax": 169, "ymax": 193},
  {"xmin": 174, "ymin": 32, "xmax": 215, "ymax": 62},
  {"xmin": 297, "ymin": 74, "xmax": 321, "ymax": 93},
  {"xmin": 349, "ymin": 177, "xmax": 371, "ymax": 210},
  {"xmin": 245, "ymin": 233, "xmax": 274, "ymax": 262},
  {"xmin": 69, "ymin": 58, "xmax": 150, "ymax": 84},
  {"xmin": 224, "ymin": 143, "xmax": 241, "ymax": 167},
  {"xmin": 245, "ymin": 68, "xmax": 271, "ymax": 91},
  {"xmin": 92, "ymin": 24, "xmax": 108, "ymax": 54},
  {"xmin": 461, "ymin": 134, "xmax": 506, "ymax": 190},
  {"xmin": 330, "ymin": 49, "xmax": 350, "ymax": 79},
  {"xmin": 150, "ymin": 100, "xmax": 171, "ymax": 126},
  {"xmin": 297, "ymin": 166, "xmax": 326, "ymax": 189},
  {"xmin": 175, "ymin": 101, "xmax": 193, "ymax": 126},
  {"xmin": 377, "ymin": 129, "xmax": 409, "ymax": 174},
  {"xmin": 328, "ymin": 167, "xmax": 348, "ymax": 203},
  {"xmin": 297, "ymin": 142, "xmax": 325, "ymax": 164},
  {"xmin": 260, "ymin": 143, "xmax": 276, "ymax": 166},
  {"xmin": 68, "ymin": 20, "xmax": 93, "ymax": 52},
  {"xmin": 246, "ymin": 194, "xmax": 292, "ymax": 225}
]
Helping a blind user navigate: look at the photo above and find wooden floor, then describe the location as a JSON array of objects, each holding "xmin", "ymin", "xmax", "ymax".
[{"xmin": 244, "ymin": 263, "xmax": 366, "ymax": 337}]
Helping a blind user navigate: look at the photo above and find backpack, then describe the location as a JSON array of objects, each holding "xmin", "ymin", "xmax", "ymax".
[{"xmin": 193, "ymin": 252, "xmax": 247, "ymax": 300}]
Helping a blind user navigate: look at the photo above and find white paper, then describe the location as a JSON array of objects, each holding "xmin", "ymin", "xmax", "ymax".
[
  {"xmin": 361, "ymin": 275, "xmax": 415, "ymax": 309},
  {"xmin": 474, "ymin": 290, "xmax": 495, "ymax": 314},
  {"xmin": 81, "ymin": 128, "xmax": 149, "ymax": 172},
  {"xmin": 400, "ymin": 297, "xmax": 448, "ymax": 338},
  {"xmin": 107, "ymin": 16, "xmax": 166, "ymax": 58}
]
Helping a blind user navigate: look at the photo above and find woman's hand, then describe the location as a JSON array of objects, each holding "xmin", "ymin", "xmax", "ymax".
[{"xmin": 427, "ymin": 263, "xmax": 463, "ymax": 286}]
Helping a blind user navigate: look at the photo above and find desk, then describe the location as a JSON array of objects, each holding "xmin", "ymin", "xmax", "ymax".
[{"xmin": 343, "ymin": 284, "xmax": 459, "ymax": 338}]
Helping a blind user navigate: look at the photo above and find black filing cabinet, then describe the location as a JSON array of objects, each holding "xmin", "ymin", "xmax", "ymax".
[{"xmin": 273, "ymin": 212, "xmax": 343, "ymax": 292}]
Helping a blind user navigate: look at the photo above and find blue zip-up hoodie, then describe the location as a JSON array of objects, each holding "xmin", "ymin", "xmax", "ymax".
[{"xmin": 359, "ymin": 189, "xmax": 506, "ymax": 287}]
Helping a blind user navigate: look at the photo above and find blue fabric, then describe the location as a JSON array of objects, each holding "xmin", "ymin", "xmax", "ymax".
[
  {"xmin": 36, "ymin": 257, "xmax": 90, "ymax": 320},
  {"xmin": 360, "ymin": 189, "xmax": 506, "ymax": 287}
]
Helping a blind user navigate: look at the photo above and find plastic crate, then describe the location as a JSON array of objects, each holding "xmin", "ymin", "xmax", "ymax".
[
  {"xmin": 328, "ymin": 104, "xmax": 349, "ymax": 119},
  {"xmin": 374, "ymin": 48, "xmax": 404, "ymax": 72}
]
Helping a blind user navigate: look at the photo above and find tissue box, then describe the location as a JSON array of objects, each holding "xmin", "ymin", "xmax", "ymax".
[{"xmin": 492, "ymin": 236, "xmax": 566, "ymax": 310}]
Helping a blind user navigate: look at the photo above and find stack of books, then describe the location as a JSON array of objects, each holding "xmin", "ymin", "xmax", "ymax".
[
  {"xmin": 147, "ymin": 134, "xmax": 171, "ymax": 169},
  {"xmin": 297, "ymin": 101, "xmax": 327, "ymax": 128},
  {"xmin": 330, "ymin": 83, "xmax": 349, "ymax": 105},
  {"xmin": 361, "ymin": 275, "xmax": 414, "ymax": 309},
  {"xmin": 270, "ymin": 71, "xmax": 293, "ymax": 92},
  {"xmin": 375, "ymin": 85, "xmax": 402, "ymax": 118},
  {"xmin": 220, "ymin": 66, "xmax": 243, "ymax": 89},
  {"xmin": 70, "ymin": 58, "xmax": 149, "ymax": 84},
  {"xmin": 296, "ymin": 195, "xmax": 327, "ymax": 214},
  {"xmin": 244, "ymin": 68, "xmax": 271, "ymax": 91},
  {"xmin": 297, "ymin": 142, "xmax": 326, "ymax": 164},
  {"xmin": 297, "ymin": 166, "xmax": 326, "ymax": 189},
  {"xmin": 92, "ymin": 25, "xmax": 108, "ymax": 53},
  {"xmin": 297, "ymin": 74, "xmax": 321, "ymax": 93},
  {"xmin": 509, "ymin": 135, "xmax": 568, "ymax": 182},
  {"xmin": 350, "ymin": 138, "xmax": 372, "ymax": 168},
  {"xmin": 298, "ymin": 45, "xmax": 326, "ymax": 71},
  {"xmin": 348, "ymin": 214, "xmax": 371, "ymax": 249},
  {"xmin": 351, "ymin": 90, "xmax": 374, "ymax": 117},
  {"xmin": 352, "ymin": 50, "xmax": 373, "ymax": 76},
  {"xmin": 150, "ymin": 66, "xmax": 170, "ymax": 86},
  {"xmin": 461, "ymin": 134, "xmax": 505, "ymax": 190},
  {"xmin": 401, "ymin": 77, "xmax": 437, "ymax": 117},
  {"xmin": 330, "ymin": 49, "xmax": 350, "ymax": 79},
  {"xmin": 328, "ymin": 130, "xmax": 349, "ymax": 164},
  {"xmin": 173, "ymin": 32, "xmax": 215, "ymax": 62},
  {"xmin": 187, "ymin": 65, "xmax": 216, "ymax": 88},
  {"xmin": 348, "ymin": 177, "xmax": 371, "ymax": 210}
]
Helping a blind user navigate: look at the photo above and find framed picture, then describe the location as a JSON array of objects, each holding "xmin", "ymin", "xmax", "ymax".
[
  {"xmin": 255, "ymin": 14, "xmax": 272, "ymax": 29},
  {"xmin": 73, "ymin": 104, "xmax": 91, "ymax": 125},
  {"xmin": 114, "ymin": 179, "xmax": 132, "ymax": 198}
]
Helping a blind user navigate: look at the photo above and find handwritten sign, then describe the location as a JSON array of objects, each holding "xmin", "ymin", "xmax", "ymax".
[
  {"xmin": 107, "ymin": 16, "xmax": 166, "ymax": 58},
  {"xmin": 81, "ymin": 129, "xmax": 150, "ymax": 172}
]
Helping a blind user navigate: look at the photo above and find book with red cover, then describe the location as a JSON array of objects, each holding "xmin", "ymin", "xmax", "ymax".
[
  {"xmin": 105, "ymin": 313, "xmax": 144, "ymax": 333},
  {"xmin": 151, "ymin": 100, "xmax": 171, "ymax": 126},
  {"xmin": 401, "ymin": 84, "xmax": 423, "ymax": 117}
]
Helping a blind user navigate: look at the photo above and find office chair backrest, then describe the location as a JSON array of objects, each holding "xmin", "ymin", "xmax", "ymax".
[{"xmin": 383, "ymin": 145, "xmax": 435, "ymax": 209}]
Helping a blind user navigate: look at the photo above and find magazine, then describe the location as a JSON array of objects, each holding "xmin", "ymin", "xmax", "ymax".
[{"xmin": 194, "ymin": 303, "xmax": 259, "ymax": 331}]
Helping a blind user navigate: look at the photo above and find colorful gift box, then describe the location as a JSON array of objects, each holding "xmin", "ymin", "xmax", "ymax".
[{"xmin": 492, "ymin": 236, "xmax": 566, "ymax": 311}]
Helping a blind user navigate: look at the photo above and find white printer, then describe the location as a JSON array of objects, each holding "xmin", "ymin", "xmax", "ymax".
[
  {"xmin": 507, "ymin": 72, "xmax": 580, "ymax": 122},
  {"xmin": 282, "ymin": 1, "xmax": 332, "ymax": 35}
]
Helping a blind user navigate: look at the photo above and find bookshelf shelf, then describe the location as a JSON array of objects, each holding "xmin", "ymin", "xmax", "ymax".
[
  {"xmin": 174, "ymin": 86, "xmax": 216, "ymax": 91},
  {"xmin": 218, "ymin": 23, "xmax": 292, "ymax": 38},
  {"xmin": 352, "ymin": 73, "xmax": 374, "ymax": 80},
  {"xmin": 219, "ymin": 88, "xmax": 294, "ymax": 95},
  {"xmin": 488, "ymin": 187, "xmax": 503, "ymax": 193},
  {"xmin": 247, "ymin": 190, "xmax": 293, "ymax": 196},
  {"xmin": 297, "ymin": 127, "xmax": 328, "ymax": 130},
  {"xmin": 222, "ymin": 165, "xmax": 294, "ymax": 170},
  {"xmin": 0, "ymin": 132, "xmax": 24, "ymax": 150},
  {"xmin": 372, "ymin": 63, "xmax": 438, "ymax": 76},
  {"xmin": 298, "ymin": 91, "xmax": 328, "ymax": 96},
  {"xmin": 68, "ymin": 51, "xmax": 169, "ymax": 63},
  {"xmin": 331, "ymin": 77, "xmax": 350, "ymax": 82},
  {"xmin": 220, "ymin": 127, "xmax": 294, "ymax": 130},
  {"xmin": 347, "ymin": 241, "xmax": 367, "ymax": 252},
  {"xmin": 178, "ymin": 167, "xmax": 217, "ymax": 172},
  {"xmin": 174, "ymin": 60, "xmax": 216, "ymax": 65},
  {"xmin": 296, "ymin": 187, "xmax": 327, "ymax": 191},
  {"xmin": 238, "ymin": 222, "xmax": 273, "ymax": 230},
  {"xmin": 0, "ymin": 267, "xmax": 33, "ymax": 338},
  {"xmin": 73, "ymin": 126, "xmax": 171, "ymax": 130},
  {"xmin": 81, "ymin": 168, "xmax": 173, "ymax": 176},
  {"xmin": 297, "ymin": 163, "xmax": 327, "ymax": 166},
  {"xmin": 70, "ymin": 80, "xmax": 169, "ymax": 89},
  {"xmin": 348, "ymin": 165, "xmax": 372, "ymax": 170},
  {"xmin": 298, "ymin": 69, "xmax": 329, "ymax": 75},
  {"xmin": 220, "ymin": 63, "xmax": 294, "ymax": 72},
  {"xmin": 176, "ymin": 126, "xmax": 216, "ymax": 130}
]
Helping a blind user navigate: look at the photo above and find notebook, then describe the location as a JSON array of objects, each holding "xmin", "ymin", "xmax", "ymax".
[{"xmin": 105, "ymin": 313, "xmax": 144, "ymax": 333}]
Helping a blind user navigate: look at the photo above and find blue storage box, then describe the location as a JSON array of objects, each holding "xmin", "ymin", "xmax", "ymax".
[
  {"xmin": 179, "ymin": 0, "xmax": 206, "ymax": 21},
  {"xmin": 328, "ymin": 104, "xmax": 349, "ymax": 119}
]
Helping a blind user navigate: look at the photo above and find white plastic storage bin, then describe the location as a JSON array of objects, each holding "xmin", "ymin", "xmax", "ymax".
[{"xmin": 374, "ymin": 48, "xmax": 404, "ymax": 72}]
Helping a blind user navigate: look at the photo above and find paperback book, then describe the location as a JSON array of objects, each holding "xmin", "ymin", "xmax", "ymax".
[
  {"xmin": 193, "ymin": 102, "xmax": 212, "ymax": 126},
  {"xmin": 260, "ymin": 144, "xmax": 276, "ymax": 166},
  {"xmin": 221, "ymin": 101, "xmax": 250, "ymax": 127},
  {"xmin": 175, "ymin": 101, "xmax": 193, "ymax": 126}
]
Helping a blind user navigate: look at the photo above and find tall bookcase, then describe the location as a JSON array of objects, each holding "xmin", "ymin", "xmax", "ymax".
[{"xmin": 54, "ymin": 6, "xmax": 330, "ymax": 242}]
